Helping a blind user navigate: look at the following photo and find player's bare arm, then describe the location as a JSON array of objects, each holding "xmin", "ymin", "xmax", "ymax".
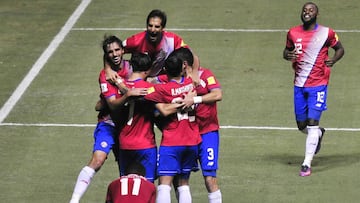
[
  {"xmin": 155, "ymin": 102, "xmax": 185, "ymax": 117},
  {"xmin": 325, "ymin": 41, "xmax": 345, "ymax": 67},
  {"xmin": 283, "ymin": 47, "xmax": 297, "ymax": 61}
]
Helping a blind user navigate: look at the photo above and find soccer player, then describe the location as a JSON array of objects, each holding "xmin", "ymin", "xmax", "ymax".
[
  {"xmin": 117, "ymin": 52, "xmax": 157, "ymax": 183},
  {"xmin": 175, "ymin": 47, "xmax": 223, "ymax": 203},
  {"xmin": 69, "ymin": 36, "xmax": 147, "ymax": 203},
  {"xmin": 283, "ymin": 2, "xmax": 344, "ymax": 177},
  {"xmin": 144, "ymin": 50, "xmax": 202, "ymax": 203},
  {"xmin": 104, "ymin": 9, "xmax": 200, "ymax": 82},
  {"xmin": 106, "ymin": 162, "xmax": 156, "ymax": 203}
]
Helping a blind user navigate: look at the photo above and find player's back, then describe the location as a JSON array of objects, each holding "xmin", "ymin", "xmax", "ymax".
[
  {"xmin": 119, "ymin": 79, "xmax": 156, "ymax": 150},
  {"xmin": 106, "ymin": 174, "xmax": 156, "ymax": 203},
  {"xmin": 145, "ymin": 77, "xmax": 201, "ymax": 146}
]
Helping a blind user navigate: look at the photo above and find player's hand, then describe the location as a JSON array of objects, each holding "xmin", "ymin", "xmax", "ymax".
[
  {"xmin": 284, "ymin": 48, "xmax": 297, "ymax": 61},
  {"xmin": 94, "ymin": 100, "xmax": 104, "ymax": 111},
  {"xmin": 325, "ymin": 58, "xmax": 336, "ymax": 67},
  {"xmin": 182, "ymin": 89, "xmax": 197, "ymax": 108},
  {"xmin": 105, "ymin": 68, "xmax": 120, "ymax": 84}
]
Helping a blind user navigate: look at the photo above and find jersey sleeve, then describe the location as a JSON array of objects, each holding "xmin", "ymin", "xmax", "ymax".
[
  {"xmin": 201, "ymin": 68, "xmax": 221, "ymax": 90},
  {"xmin": 285, "ymin": 29, "xmax": 295, "ymax": 49},
  {"xmin": 144, "ymin": 85, "xmax": 164, "ymax": 103},
  {"xmin": 328, "ymin": 28, "xmax": 340, "ymax": 48},
  {"xmin": 99, "ymin": 70, "xmax": 118, "ymax": 98}
]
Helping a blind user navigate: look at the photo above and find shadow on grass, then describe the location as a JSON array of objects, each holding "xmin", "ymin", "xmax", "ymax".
[{"xmin": 265, "ymin": 152, "xmax": 360, "ymax": 172}]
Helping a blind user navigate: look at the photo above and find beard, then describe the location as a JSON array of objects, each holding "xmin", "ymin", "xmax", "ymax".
[
  {"xmin": 301, "ymin": 15, "xmax": 317, "ymax": 26},
  {"xmin": 146, "ymin": 31, "xmax": 162, "ymax": 45}
]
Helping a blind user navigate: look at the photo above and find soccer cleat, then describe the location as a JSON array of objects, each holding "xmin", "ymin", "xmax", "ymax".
[
  {"xmin": 315, "ymin": 127, "xmax": 325, "ymax": 155},
  {"xmin": 299, "ymin": 165, "xmax": 311, "ymax": 177}
]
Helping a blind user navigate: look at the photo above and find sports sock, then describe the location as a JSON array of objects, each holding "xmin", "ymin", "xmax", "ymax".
[
  {"xmin": 302, "ymin": 126, "xmax": 320, "ymax": 167},
  {"xmin": 178, "ymin": 185, "xmax": 192, "ymax": 203},
  {"xmin": 318, "ymin": 128, "xmax": 323, "ymax": 137},
  {"xmin": 70, "ymin": 166, "xmax": 96, "ymax": 202},
  {"xmin": 156, "ymin": 184, "xmax": 171, "ymax": 203},
  {"xmin": 208, "ymin": 189, "xmax": 222, "ymax": 203}
]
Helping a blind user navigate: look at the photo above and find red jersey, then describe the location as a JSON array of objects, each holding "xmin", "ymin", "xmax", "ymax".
[
  {"xmin": 195, "ymin": 67, "xmax": 221, "ymax": 134},
  {"xmin": 286, "ymin": 24, "xmax": 340, "ymax": 87},
  {"xmin": 119, "ymin": 79, "xmax": 156, "ymax": 150},
  {"xmin": 123, "ymin": 31, "xmax": 189, "ymax": 76},
  {"xmin": 98, "ymin": 60, "xmax": 132, "ymax": 124},
  {"xmin": 106, "ymin": 174, "xmax": 156, "ymax": 203},
  {"xmin": 144, "ymin": 76, "xmax": 201, "ymax": 146}
]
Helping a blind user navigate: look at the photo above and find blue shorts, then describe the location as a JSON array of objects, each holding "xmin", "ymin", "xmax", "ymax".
[
  {"xmin": 118, "ymin": 147, "xmax": 157, "ymax": 182},
  {"xmin": 92, "ymin": 122, "xmax": 117, "ymax": 154},
  {"xmin": 294, "ymin": 85, "xmax": 327, "ymax": 121},
  {"xmin": 199, "ymin": 131, "xmax": 220, "ymax": 177},
  {"xmin": 157, "ymin": 145, "xmax": 198, "ymax": 179}
]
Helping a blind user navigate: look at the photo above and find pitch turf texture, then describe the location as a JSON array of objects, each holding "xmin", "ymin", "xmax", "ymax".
[{"xmin": 1, "ymin": 0, "xmax": 360, "ymax": 202}]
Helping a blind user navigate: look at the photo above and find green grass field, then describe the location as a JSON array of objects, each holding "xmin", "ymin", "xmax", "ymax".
[{"xmin": 1, "ymin": 0, "xmax": 360, "ymax": 202}]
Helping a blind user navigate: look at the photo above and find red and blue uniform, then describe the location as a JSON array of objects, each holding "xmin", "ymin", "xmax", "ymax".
[
  {"xmin": 285, "ymin": 24, "xmax": 340, "ymax": 121},
  {"xmin": 195, "ymin": 67, "xmax": 222, "ymax": 176},
  {"xmin": 94, "ymin": 61, "xmax": 132, "ymax": 156},
  {"xmin": 144, "ymin": 76, "xmax": 201, "ymax": 176},
  {"xmin": 118, "ymin": 79, "xmax": 157, "ymax": 182}
]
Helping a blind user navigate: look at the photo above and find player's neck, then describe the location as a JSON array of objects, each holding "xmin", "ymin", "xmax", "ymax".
[
  {"xmin": 303, "ymin": 23, "xmax": 318, "ymax": 31},
  {"xmin": 128, "ymin": 72, "xmax": 145, "ymax": 81},
  {"xmin": 169, "ymin": 76, "xmax": 184, "ymax": 83}
]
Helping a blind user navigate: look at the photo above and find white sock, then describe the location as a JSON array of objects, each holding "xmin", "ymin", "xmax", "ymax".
[
  {"xmin": 156, "ymin": 184, "xmax": 171, "ymax": 203},
  {"xmin": 178, "ymin": 185, "xmax": 192, "ymax": 203},
  {"xmin": 318, "ymin": 128, "xmax": 323, "ymax": 138},
  {"xmin": 70, "ymin": 166, "xmax": 96, "ymax": 202},
  {"xmin": 302, "ymin": 126, "xmax": 320, "ymax": 167},
  {"xmin": 208, "ymin": 190, "xmax": 222, "ymax": 203}
]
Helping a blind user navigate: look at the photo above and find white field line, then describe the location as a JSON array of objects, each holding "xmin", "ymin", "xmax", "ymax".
[
  {"xmin": 71, "ymin": 27, "xmax": 360, "ymax": 33},
  {"xmin": 1, "ymin": 122, "xmax": 360, "ymax": 132},
  {"xmin": 0, "ymin": 0, "xmax": 92, "ymax": 124}
]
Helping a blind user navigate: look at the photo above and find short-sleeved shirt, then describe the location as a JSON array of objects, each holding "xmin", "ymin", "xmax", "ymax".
[
  {"xmin": 285, "ymin": 24, "xmax": 340, "ymax": 87},
  {"xmin": 123, "ymin": 31, "xmax": 189, "ymax": 76},
  {"xmin": 98, "ymin": 60, "xmax": 132, "ymax": 125},
  {"xmin": 144, "ymin": 76, "xmax": 201, "ymax": 146},
  {"xmin": 106, "ymin": 174, "xmax": 156, "ymax": 203},
  {"xmin": 119, "ymin": 79, "xmax": 156, "ymax": 150},
  {"xmin": 195, "ymin": 67, "xmax": 221, "ymax": 134}
]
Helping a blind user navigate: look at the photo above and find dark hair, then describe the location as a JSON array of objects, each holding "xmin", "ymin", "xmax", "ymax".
[
  {"xmin": 130, "ymin": 53, "xmax": 152, "ymax": 72},
  {"xmin": 164, "ymin": 51, "xmax": 184, "ymax": 77},
  {"xmin": 124, "ymin": 162, "xmax": 146, "ymax": 176},
  {"xmin": 146, "ymin": 9, "xmax": 167, "ymax": 28},
  {"xmin": 171, "ymin": 47, "xmax": 194, "ymax": 66},
  {"xmin": 303, "ymin": 2, "xmax": 319, "ymax": 12},
  {"xmin": 102, "ymin": 35, "xmax": 123, "ymax": 54}
]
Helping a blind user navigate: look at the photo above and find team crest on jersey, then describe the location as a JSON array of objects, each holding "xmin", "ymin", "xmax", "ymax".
[
  {"xmin": 207, "ymin": 76, "xmax": 216, "ymax": 85},
  {"xmin": 100, "ymin": 83, "xmax": 108, "ymax": 93},
  {"xmin": 101, "ymin": 141, "xmax": 108, "ymax": 148}
]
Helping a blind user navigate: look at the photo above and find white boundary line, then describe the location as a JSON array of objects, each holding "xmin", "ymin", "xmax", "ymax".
[
  {"xmin": 1, "ymin": 122, "xmax": 360, "ymax": 131},
  {"xmin": 71, "ymin": 27, "xmax": 360, "ymax": 33},
  {"xmin": 0, "ymin": 0, "xmax": 92, "ymax": 124}
]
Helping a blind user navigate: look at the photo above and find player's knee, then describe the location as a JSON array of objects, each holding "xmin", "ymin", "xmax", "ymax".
[{"xmin": 297, "ymin": 122, "xmax": 307, "ymax": 134}]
